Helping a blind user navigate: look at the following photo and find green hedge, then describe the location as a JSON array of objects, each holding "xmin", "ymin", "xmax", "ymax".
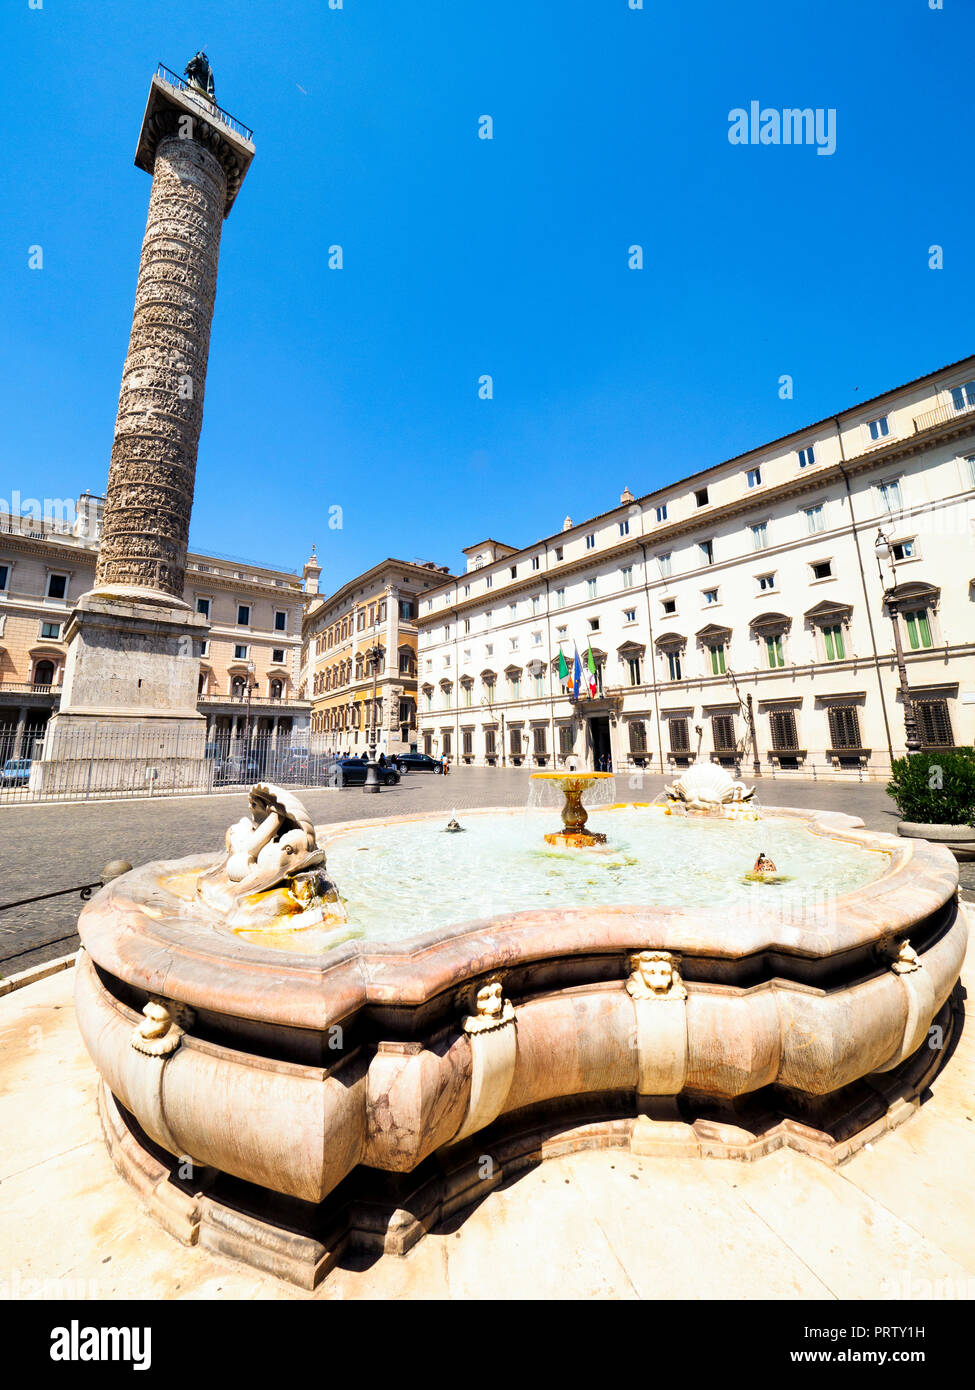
[{"xmin": 886, "ymin": 749, "xmax": 975, "ymax": 825}]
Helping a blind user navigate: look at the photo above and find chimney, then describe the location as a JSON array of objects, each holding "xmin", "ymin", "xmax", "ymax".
[
  {"xmin": 620, "ymin": 485, "xmax": 634, "ymax": 505},
  {"xmin": 562, "ymin": 516, "xmax": 573, "ymax": 532}
]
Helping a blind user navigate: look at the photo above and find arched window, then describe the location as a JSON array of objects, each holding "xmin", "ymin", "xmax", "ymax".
[
  {"xmin": 231, "ymin": 676, "xmax": 245, "ymax": 699},
  {"xmin": 270, "ymin": 679, "xmax": 283, "ymax": 700},
  {"xmin": 34, "ymin": 660, "xmax": 55, "ymax": 688}
]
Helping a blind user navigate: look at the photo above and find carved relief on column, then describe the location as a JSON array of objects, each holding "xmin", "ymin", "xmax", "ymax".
[{"xmin": 94, "ymin": 129, "xmax": 228, "ymax": 604}]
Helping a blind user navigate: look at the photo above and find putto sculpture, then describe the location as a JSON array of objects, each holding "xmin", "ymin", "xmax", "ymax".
[
  {"xmin": 197, "ymin": 784, "xmax": 339, "ymax": 931},
  {"xmin": 664, "ymin": 762, "xmax": 755, "ymax": 813}
]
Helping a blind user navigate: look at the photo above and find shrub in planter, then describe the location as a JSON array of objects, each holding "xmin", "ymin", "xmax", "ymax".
[{"xmin": 887, "ymin": 750, "xmax": 975, "ymax": 828}]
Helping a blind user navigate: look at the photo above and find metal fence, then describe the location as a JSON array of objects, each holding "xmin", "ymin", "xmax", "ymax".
[{"xmin": 0, "ymin": 728, "xmax": 352, "ymax": 804}]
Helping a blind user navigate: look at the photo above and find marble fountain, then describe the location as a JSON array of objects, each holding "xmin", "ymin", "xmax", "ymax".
[{"xmin": 74, "ymin": 767, "xmax": 967, "ymax": 1287}]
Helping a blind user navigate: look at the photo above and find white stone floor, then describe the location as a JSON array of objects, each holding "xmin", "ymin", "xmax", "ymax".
[{"xmin": 1, "ymin": 946, "xmax": 974, "ymax": 1302}]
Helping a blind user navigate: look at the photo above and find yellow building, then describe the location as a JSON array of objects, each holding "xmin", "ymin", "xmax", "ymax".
[
  {"xmin": 0, "ymin": 493, "xmax": 310, "ymax": 761},
  {"xmin": 302, "ymin": 558, "xmax": 451, "ymax": 756}
]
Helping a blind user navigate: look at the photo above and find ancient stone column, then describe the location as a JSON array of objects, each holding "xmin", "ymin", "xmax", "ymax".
[
  {"xmin": 33, "ymin": 68, "xmax": 255, "ymax": 795},
  {"xmin": 94, "ymin": 71, "xmax": 254, "ymax": 605}
]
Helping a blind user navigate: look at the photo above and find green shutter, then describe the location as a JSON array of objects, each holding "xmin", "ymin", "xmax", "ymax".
[
  {"xmin": 824, "ymin": 627, "xmax": 835, "ymax": 661},
  {"xmin": 905, "ymin": 609, "xmax": 931, "ymax": 649}
]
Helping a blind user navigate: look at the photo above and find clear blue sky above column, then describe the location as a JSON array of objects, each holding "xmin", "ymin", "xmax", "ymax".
[{"xmin": 2, "ymin": 0, "xmax": 971, "ymax": 582}]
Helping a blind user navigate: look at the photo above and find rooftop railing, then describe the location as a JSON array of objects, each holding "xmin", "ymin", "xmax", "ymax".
[
  {"xmin": 199, "ymin": 693, "xmax": 311, "ymax": 708},
  {"xmin": 155, "ymin": 63, "xmax": 254, "ymax": 142}
]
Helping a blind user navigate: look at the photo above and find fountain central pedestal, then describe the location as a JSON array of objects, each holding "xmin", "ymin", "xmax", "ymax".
[{"xmin": 532, "ymin": 771, "xmax": 615, "ymax": 847}]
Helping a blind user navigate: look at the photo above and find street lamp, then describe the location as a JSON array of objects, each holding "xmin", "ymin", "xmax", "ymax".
[
  {"xmin": 874, "ymin": 530, "xmax": 921, "ymax": 754},
  {"xmin": 480, "ymin": 694, "xmax": 506, "ymax": 768},
  {"xmin": 244, "ymin": 659, "xmax": 257, "ymax": 766},
  {"xmin": 363, "ymin": 624, "xmax": 385, "ymax": 793},
  {"xmin": 727, "ymin": 667, "xmax": 761, "ymax": 778}
]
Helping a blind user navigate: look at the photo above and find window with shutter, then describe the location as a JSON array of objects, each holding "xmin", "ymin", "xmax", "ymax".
[
  {"xmin": 765, "ymin": 634, "xmax": 785, "ymax": 669},
  {"xmin": 770, "ymin": 710, "xmax": 799, "ymax": 750},
  {"xmin": 669, "ymin": 718, "xmax": 690, "ymax": 753},
  {"xmin": 484, "ymin": 729, "xmax": 496, "ymax": 755},
  {"xmin": 903, "ymin": 608, "xmax": 933, "ymax": 650},
  {"xmin": 462, "ymin": 730, "xmax": 473, "ymax": 755},
  {"xmin": 629, "ymin": 721, "xmax": 647, "ymax": 753},
  {"xmin": 712, "ymin": 714, "xmax": 735, "ymax": 751},
  {"xmin": 827, "ymin": 706, "xmax": 861, "ymax": 749},
  {"xmin": 559, "ymin": 726, "xmax": 574, "ymax": 755},
  {"xmin": 916, "ymin": 700, "xmax": 952, "ymax": 748},
  {"xmin": 533, "ymin": 727, "xmax": 547, "ymax": 754},
  {"xmin": 822, "ymin": 624, "xmax": 845, "ymax": 661}
]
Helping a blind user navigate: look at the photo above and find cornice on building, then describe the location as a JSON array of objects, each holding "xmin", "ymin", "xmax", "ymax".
[{"xmin": 416, "ymin": 407, "xmax": 975, "ymax": 622}]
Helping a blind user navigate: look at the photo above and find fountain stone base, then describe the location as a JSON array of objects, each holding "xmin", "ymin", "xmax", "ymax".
[
  {"xmin": 73, "ymin": 796, "xmax": 968, "ymax": 1290},
  {"xmin": 544, "ymin": 830, "xmax": 607, "ymax": 848}
]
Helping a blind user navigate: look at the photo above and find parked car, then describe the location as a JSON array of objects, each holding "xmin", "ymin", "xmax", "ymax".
[
  {"xmin": 215, "ymin": 753, "xmax": 264, "ymax": 785},
  {"xmin": 331, "ymin": 756, "xmax": 400, "ymax": 788},
  {"xmin": 396, "ymin": 752, "xmax": 444, "ymax": 774},
  {"xmin": 0, "ymin": 758, "xmax": 31, "ymax": 786}
]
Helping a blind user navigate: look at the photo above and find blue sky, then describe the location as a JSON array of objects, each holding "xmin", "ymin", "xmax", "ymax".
[{"xmin": 3, "ymin": 0, "xmax": 972, "ymax": 585}]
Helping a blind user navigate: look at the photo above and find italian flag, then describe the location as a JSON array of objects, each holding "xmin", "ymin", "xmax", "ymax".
[
  {"xmin": 557, "ymin": 647, "xmax": 569, "ymax": 687},
  {"xmin": 585, "ymin": 644, "xmax": 597, "ymax": 697}
]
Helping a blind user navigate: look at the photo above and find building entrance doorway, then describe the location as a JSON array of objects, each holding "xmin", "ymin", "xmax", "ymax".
[{"xmin": 589, "ymin": 716, "xmax": 612, "ymax": 770}]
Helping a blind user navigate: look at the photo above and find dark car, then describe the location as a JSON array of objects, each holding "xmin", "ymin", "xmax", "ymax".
[
  {"xmin": 397, "ymin": 753, "xmax": 444, "ymax": 774},
  {"xmin": 331, "ymin": 756, "xmax": 400, "ymax": 788}
]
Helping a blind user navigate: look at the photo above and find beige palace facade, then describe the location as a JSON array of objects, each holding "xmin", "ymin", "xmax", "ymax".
[
  {"xmin": 416, "ymin": 356, "xmax": 975, "ymax": 780},
  {"xmin": 0, "ymin": 492, "xmax": 310, "ymax": 761},
  {"xmin": 302, "ymin": 558, "xmax": 451, "ymax": 757}
]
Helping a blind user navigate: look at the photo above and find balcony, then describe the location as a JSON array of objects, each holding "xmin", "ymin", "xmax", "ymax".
[
  {"xmin": 198, "ymin": 693, "xmax": 310, "ymax": 709},
  {"xmin": 912, "ymin": 397, "xmax": 975, "ymax": 435},
  {"xmin": 0, "ymin": 682, "xmax": 61, "ymax": 701}
]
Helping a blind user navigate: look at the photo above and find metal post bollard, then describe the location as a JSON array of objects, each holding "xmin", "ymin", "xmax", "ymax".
[{"xmin": 363, "ymin": 755, "xmax": 381, "ymax": 794}]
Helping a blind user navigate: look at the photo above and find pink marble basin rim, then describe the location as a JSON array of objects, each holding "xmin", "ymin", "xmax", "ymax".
[{"xmin": 74, "ymin": 806, "xmax": 958, "ymax": 1033}]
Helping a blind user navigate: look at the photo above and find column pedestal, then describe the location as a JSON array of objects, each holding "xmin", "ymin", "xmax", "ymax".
[{"xmin": 32, "ymin": 596, "xmax": 209, "ymax": 796}]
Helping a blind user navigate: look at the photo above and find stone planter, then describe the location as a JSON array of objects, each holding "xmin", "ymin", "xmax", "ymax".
[{"xmin": 897, "ymin": 821, "xmax": 975, "ymax": 862}]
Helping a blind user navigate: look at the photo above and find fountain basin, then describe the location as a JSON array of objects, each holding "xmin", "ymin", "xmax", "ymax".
[{"xmin": 75, "ymin": 803, "xmax": 966, "ymax": 1287}]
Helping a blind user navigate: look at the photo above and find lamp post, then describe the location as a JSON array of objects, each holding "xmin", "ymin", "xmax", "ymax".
[
  {"xmin": 726, "ymin": 667, "xmax": 761, "ymax": 778},
  {"xmin": 363, "ymin": 624, "xmax": 385, "ymax": 793},
  {"xmin": 874, "ymin": 530, "xmax": 921, "ymax": 755},
  {"xmin": 480, "ymin": 694, "xmax": 506, "ymax": 767},
  {"xmin": 243, "ymin": 659, "xmax": 257, "ymax": 775}
]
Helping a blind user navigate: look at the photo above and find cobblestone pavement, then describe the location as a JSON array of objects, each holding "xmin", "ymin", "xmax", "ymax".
[{"xmin": 0, "ymin": 766, "xmax": 961, "ymax": 977}]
